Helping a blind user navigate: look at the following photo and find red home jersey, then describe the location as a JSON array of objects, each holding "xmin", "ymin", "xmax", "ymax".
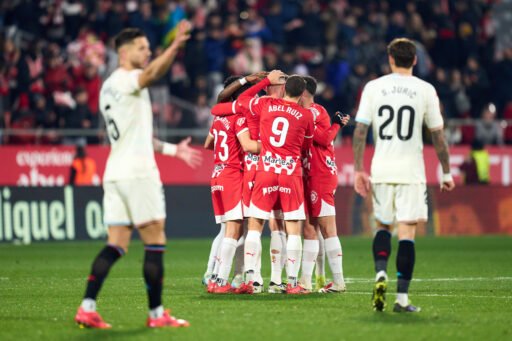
[
  {"xmin": 248, "ymin": 97, "xmax": 314, "ymax": 176},
  {"xmin": 208, "ymin": 115, "xmax": 248, "ymax": 176},
  {"xmin": 305, "ymin": 103, "xmax": 339, "ymax": 176}
]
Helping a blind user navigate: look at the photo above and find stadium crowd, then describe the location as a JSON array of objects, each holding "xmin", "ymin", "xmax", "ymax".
[{"xmin": 1, "ymin": 0, "xmax": 512, "ymax": 145}]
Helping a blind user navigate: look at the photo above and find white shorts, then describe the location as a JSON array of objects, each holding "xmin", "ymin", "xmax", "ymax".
[
  {"xmin": 103, "ymin": 177, "xmax": 166, "ymax": 227},
  {"xmin": 371, "ymin": 183, "xmax": 428, "ymax": 224}
]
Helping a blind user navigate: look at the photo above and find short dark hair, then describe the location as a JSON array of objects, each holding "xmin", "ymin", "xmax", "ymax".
[
  {"xmin": 285, "ymin": 75, "xmax": 306, "ymax": 98},
  {"xmin": 387, "ymin": 38, "xmax": 416, "ymax": 68},
  {"xmin": 114, "ymin": 28, "xmax": 146, "ymax": 51},
  {"xmin": 303, "ymin": 75, "xmax": 317, "ymax": 96}
]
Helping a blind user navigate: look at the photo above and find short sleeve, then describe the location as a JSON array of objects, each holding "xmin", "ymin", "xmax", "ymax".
[
  {"xmin": 425, "ymin": 84, "xmax": 444, "ymax": 130},
  {"xmin": 355, "ymin": 83, "xmax": 373, "ymax": 125},
  {"xmin": 235, "ymin": 116, "xmax": 249, "ymax": 136}
]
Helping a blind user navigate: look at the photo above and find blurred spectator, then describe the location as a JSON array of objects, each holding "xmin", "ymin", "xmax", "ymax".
[
  {"xmin": 475, "ymin": 104, "xmax": 504, "ymax": 145},
  {"xmin": 459, "ymin": 139, "xmax": 490, "ymax": 184},
  {"xmin": 61, "ymin": 87, "xmax": 91, "ymax": 146},
  {"xmin": 464, "ymin": 56, "xmax": 490, "ymax": 118},
  {"xmin": 194, "ymin": 93, "xmax": 211, "ymax": 128},
  {"xmin": 69, "ymin": 145, "xmax": 97, "ymax": 185},
  {"xmin": 3, "ymin": 38, "xmax": 30, "ymax": 111}
]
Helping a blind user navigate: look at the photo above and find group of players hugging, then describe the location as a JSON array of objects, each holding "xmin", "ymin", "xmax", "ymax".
[{"xmin": 203, "ymin": 70, "xmax": 351, "ymax": 295}]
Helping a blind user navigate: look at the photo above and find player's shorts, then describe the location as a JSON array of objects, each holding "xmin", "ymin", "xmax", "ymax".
[
  {"xmin": 371, "ymin": 183, "xmax": 428, "ymax": 224},
  {"xmin": 211, "ymin": 167, "xmax": 244, "ymax": 223},
  {"xmin": 242, "ymin": 168, "xmax": 256, "ymax": 216},
  {"xmin": 248, "ymin": 171, "xmax": 305, "ymax": 221},
  {"xmin": 103, "ymin": 177, "xmax": 166, "ymax": 227},
  {"xmin": 305, "ymin": 174, "xmax": 337, "ymax": 217}
]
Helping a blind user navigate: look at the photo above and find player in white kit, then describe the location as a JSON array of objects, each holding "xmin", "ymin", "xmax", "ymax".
[
  {"xmin": 353, "ymin": 38, "xmax": 455, "ymax": 313},
  {"xmin": 75, "ymin": 21, "xmax": 201, "ymax": 329}
]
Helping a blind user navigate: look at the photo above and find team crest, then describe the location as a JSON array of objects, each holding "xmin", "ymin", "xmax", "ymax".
[
  {"xmin": 237, "ymin": 117, "xmax": 246, "ymax": 126},
  {"xmin": 311, "ymin": 190, "xmax": 318, "ymax": 204}
]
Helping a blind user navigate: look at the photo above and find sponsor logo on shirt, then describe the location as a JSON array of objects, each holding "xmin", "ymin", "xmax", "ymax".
[
  {"xmin": 262, "ymin": 152, "xmax": 298, "ymax": 175},
  {"xmin": 262, "ymin": 186, "xmax": 291, "ymax": 196},
  {"xmin": 326, "ymin": 156, "xmax": 337, "ymax": 175},
  {"xmin": 211, "ymin": 185, "xmax": 224, "ymax": 192},
  {"xmin": 245, "ymin": 152, "xmax": 259, "ymax": 171},
  {"xmin": 211, "ymin": 164, "xmax": 226, "ymax": 178}
]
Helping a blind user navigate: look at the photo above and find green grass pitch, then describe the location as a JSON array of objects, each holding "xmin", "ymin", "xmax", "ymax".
[{"xmin": 1, "ymin": 236, "xmax": 511, "ymax": 340}]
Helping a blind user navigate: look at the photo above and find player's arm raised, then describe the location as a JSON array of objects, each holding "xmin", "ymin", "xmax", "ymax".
[
  {"xmin": 138, "ymin": 20, "xmax": 191, "ymax": 89},
  {"xmin": 217, "ymin": 71, "xmax": 268, "ymax": 103},
  {"xmin": 431, "ymin": 129, "xmax": 455, "ymax": 192},
  {"xmin": 314, "ymin": 111, "xmax": 350, "ymax": 147},
  {"xmin": 153, "ymin": 137, "xmax": 203, "ymax": 169},
  {"xmin": 352, "ymin": 122, "xmax": 371, "ymax": 197}
]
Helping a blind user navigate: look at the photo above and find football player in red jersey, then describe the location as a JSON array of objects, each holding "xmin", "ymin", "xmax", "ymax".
[
  {"xmin": 210, "ymin": 71, "xmax": 288, "ymax": 293},
  {"xmin": 204, "ymin": 99, "xmax": 260, "ymax": 293},
  {"xmin": 202, "ymin": 74, "xmax": 266, "ymax": 288},
  {"xmin": 236, "ymin": 74, "xmax": 315, "ymax": 294},
  {"xmin": 300, "ymin": 76, "xmax": 350, "ymax": 293}
]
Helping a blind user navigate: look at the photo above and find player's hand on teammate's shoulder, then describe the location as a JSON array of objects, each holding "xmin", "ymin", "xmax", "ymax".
[
  {"xmin": 332, "ymin": 111, "xmax": 350, "ymax": 127},
  {"xmin": 354, "ymin": 171, "xmax": 371, "ymax": 198},
  {"xmin": 176, "ymin": 137, "xmax": 203, "ymax": 169},
  {"xmin": 247, "ymin": 71, "xmax": 269, "ymax": 83},
  {"xmin": 173, "ymin": 20, "xmax": 192, "ymax": 46},
  {"xmin": 267, "ymin": 70, "xmax": 286, "ymax": 85}
]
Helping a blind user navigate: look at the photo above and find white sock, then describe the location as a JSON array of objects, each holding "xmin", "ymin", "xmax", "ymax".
[
  {"xmin": 244, "ymin": 230, "xmax": 261, "ymax": 282},
  {"xmin": 286, "ymin": 235, "xmax": 302, "ymax": 284},
  {"xmin": 325, "ymin": 237, "xmax": 345, "ymax": 286},
  {"xmin": 270, "ymin": 231, "xmax": 284, "ymax": 284},
  {"xmin": 300, "ymin": 239, "xmax": 319, "ymax": 290},
  {"xmin": 233, "ymin": 234, "xmax": 245, "ymax": 276},
  {"xmin": 376, "ymin": 270, "xmax": 388, "ymax": 282},
  {"xmin": 396, "ymin": 293, "xmax": 408, "ymax": 306},
  {"xmin": 149, "ymin": 305, "xmax": 164, "ymax": 319},
  {"xmin": 209, "ymin": 223, "xmax": 226, "ymax": 275},
  {"xmin": 315, "ymin": 229, "xmax": 326, "ymax": 278},
  {"xmin": 218, "ymin": 238, "xmax": 237, "ymax": 281},
  {"xmin": 254, "ymin": 237, "xmax": 263, "ymax": 284},
  {"xmin": 81, "ymin": 298, "xmax": 96, "ymax": 312},
  {"xmin": 279, "ymin": 230, "xmax": 287, "ymax": 270}
]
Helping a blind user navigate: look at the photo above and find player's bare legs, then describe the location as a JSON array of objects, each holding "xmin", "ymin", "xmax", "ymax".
[
  {"xmin": 393, "ymin": 222, "xmax": 420, "ymax": 312},
  {"xmin": 317, "ymin": 216, "xmax": 346, "ymax": 292},
  {"xmin": 372, "ymin": 221, "xmax": 391, "ymax": 311},
  {"xmin": 268, "ymin": 218, "xmax": 286, "ymax": 293},
  {"xmin": 208, "ymin": 220, "xmax": 243, "ymax": 293},
  {"xmin": 76, "ymin": 225, "xmax": 131, "ymax": 328},
  {"xmin": 300, "ymin": 217, "xmax": 319, "ymax": 290}
]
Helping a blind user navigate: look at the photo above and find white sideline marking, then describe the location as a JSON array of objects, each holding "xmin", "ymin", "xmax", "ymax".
[
  {"xmin": 344, "ymin": 291, "xmax": 512, "ymax": 300},
  {"xmin": 345, "ymin": 277, "xmax": 512, "ymax": 283},
  {"xmin": 0, "ymin": 277, "xmax": 9, "ymax": 280}
]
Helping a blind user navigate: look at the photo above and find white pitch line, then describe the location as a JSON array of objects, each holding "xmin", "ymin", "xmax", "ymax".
[
  {"xmin": 343, "ymin": 291, "xmax": 512, "ymax": 300},
  {"xmin": 344, "ymin": 277, "xmax": 512, "ymax": 283}
]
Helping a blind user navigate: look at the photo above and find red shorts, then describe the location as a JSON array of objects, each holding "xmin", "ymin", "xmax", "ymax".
[
  {"xmin": 242, "ymin": 168, "xmax": 256, "ymax": 216},
  {"xmin": 211, "ymin": 167, "xmax": 244, "ymax": 223},
  {"xmin": 304, "ymin": 175, "xmax": 337, "ymax": 217},
  {"xmin": 248, "ymin": 171, "xmax": 305, "ymax": 221}
]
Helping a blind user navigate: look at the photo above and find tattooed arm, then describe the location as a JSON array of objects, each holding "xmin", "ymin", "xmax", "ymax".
[
  {"xmin": 431, "ymin": 128, "xmax": 455, "ymax": 191},
  {"xmin": 352, "ymin": 122, "xmax": 371, "ymax": 197}
]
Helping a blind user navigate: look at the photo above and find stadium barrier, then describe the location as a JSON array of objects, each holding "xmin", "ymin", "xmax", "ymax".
[
  {"xmin": 0, "ymin": 145, "xmax": 511, "ymax": 186},
  {"xmin": 0, "ymin": 184, "xmax": 510, "ymax": 244}
]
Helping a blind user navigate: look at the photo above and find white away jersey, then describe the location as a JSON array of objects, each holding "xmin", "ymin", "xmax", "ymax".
[
  {"xmin": 99, "ymin": 68, "xmax": 159, "ymax": 182},
  {"xmin": 355, "ymin": 73, "xmax": 444, "ymax": 183}
]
